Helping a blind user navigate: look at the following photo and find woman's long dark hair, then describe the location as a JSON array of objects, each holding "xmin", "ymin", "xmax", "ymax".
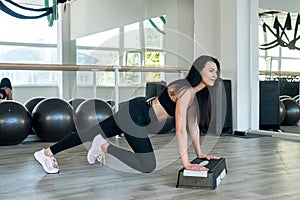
[
  {"xmin": 0, "ymin": 78, "xmax": 12, "ymax": 90},
  {"xmin": 185, "ymin": 55, "xmax": 220, "ymax": 127}
]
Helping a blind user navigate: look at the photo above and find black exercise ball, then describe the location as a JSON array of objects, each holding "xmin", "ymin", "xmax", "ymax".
[
  {"xmin": 24, "ymin": 97, "xmax": 46, "ymax": 113},
  {"xmin": 24, "ymin": 97, "xmax": 46, "ymax": 135},
  {"xmin": 106, "ymin": 100, "xmax": 115, "ymax": 107},
  {"xmin": 74, "ymin": 98, "xmax": 113, "ymax": 131},
  {"xmin": 279, "ymin": 100, "xmax": 286, "ymax": 124},
  {"xmin": 31, "ymin": 98, "xmax": 75, "ymax": 142},
  {"xmin": 131, "ymin": 96, "xmax": 147, "ymax": 102},
  {"xmin": 281, "ymin": 99, "xmax": 300, "ymax": 125},
  {"xmin": 279, "ymin": 95, "xmax": 292, "ymax": 101},
  {"xmin": 68, "ymin": 98, "xmax": 86, "ymax": 131},
  {"xmin": 0, "ymin": 101, "xmax": 31, "ymax": 145},
  {"xmin": 68, "ymin": 98, "xmax": 86, "ymax": 111}
]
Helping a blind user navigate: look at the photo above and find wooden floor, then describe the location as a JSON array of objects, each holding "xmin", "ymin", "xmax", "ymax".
[
  {"xmin": 281, "ymin": 125, "xmax": 300, "ymax": 134},
  {"xmin": 0, "ymin": 132, "xmax": 300, "ymax": 200}
]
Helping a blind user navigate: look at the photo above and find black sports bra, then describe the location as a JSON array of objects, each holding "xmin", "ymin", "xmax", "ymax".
[
  {"xmin": 158, "ymin": 87, "xmax": 176, "ymax": 116},
  {"xmin": 0, "ymin": 88, "xmax": 7, "ymax": 99}
]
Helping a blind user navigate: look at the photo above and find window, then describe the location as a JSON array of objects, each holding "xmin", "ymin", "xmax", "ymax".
[
  {"xmin": 123, "ymin": 51, "xmax": 142, "ymax": 84},
  {"xmin": 0, "ymin": 11, "xmax": 57, "ymax": 44},
  {"xmin": 281, "ymin": 59, "xmax": 300, "ymax": 72},
  {"xmin": 124, "ymin": 23, "xmax": 140, "ymax": 49},
  {"xmin": 144, "ymin": 51, "xmax": 164, "ymax": 82},
  {"xmin": 0, "ymin": 45, "xmax": 57, "ymax": 64},
  {"xmin": 76, "ymin": 49, "xmax": 119, "ymax": 86},
  {"xmin": 0, "ymin": 2, "xmax": 59, "ymax": 85},
  {"xmin": 259, "ymin": 11, "xmax": 300, "ymax": 77},
  {"xmin": 144, "ymin": 17, "xmax": 165, "ymax": 49},
  {"xmin": 76, "ymin": 16, "xmax": 166, "ymax": 86},
  {"xmin": 124, "ymin": 50, "xmax": 165, "ymax": 83}
]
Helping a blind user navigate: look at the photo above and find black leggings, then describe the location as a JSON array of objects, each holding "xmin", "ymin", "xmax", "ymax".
[{"xmin": 50, "ymin": 99, "xmax": 158, "ymax": 173}]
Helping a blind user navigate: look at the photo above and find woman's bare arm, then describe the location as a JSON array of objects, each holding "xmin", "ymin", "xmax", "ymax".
[
  {"xmin": 5, "ymin": 88, "xmax": 13, "ymax": 100},
  {"xmin": 175, "ymin": 90, "xmax": 208, "ymax": 171},
  {"xmin": 186, "ymin": 110, "xmax": 202, "ymax": 157}
]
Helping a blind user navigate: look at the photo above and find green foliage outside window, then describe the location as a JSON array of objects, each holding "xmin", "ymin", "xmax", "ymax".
[{"xmin": 145, "ymin": 51, "xmax": 162, "ymax": 82}]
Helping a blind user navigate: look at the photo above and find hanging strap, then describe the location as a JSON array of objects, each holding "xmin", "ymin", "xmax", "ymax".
[
  {"xmin": 5, "ymin": 0, "xmax": 52, "ymax": 12},
  {"xmin": 149, "ymin": 18, "xmax": 166, "ymax": 35},
  {"xmin": 0, "ymin": 1, "xmax": 52, "ymax": 19},
  {"xmin": 45, "ymin": 0, "xmax": 58, "ymax": 27}
]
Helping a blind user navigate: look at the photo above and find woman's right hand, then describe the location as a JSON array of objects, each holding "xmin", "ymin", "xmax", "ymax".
[{"xmin": 184, "ymin": 163, "xmax": 208, "ymax": 172}]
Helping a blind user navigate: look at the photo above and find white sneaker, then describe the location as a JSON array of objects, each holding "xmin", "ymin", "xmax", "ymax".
[
  {"xmin": 34, "ymin": 149, "xmax": 59, "ymax": 174},
  {"xmin": 87, "ymin": 134, "xmax": 106, "ymax": 165}
]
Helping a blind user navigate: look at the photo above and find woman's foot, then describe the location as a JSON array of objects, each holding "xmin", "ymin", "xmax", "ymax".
[
  {"xmin": 87, "ymin": 134, "xmax": 107, "ymax": 165},
  {"xmin": 34, "ymin": 149, "xmax": 59, "ymax": 174}
]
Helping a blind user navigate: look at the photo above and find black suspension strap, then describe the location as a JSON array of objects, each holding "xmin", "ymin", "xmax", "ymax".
[{"xmin": 0, "ymin": 0, "xmax": 52, "ymax": 19}]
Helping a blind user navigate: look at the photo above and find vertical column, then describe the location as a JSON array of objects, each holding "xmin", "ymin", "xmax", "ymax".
[
  {"xmin": 250, "ymin": 0, "xmax": 260, "ymax": 130},
  {"xmin": 219, "ymin": 0, "xmax": 238, "ymax": 131},
  {"xmin": 114, "ymin": 65, "xmax": 121, "ymax": 113},
  {"xmin": 57, "ymin": 4, "xmax": 77, "ymax": 100},
  {"xmin": 91, "ymin": 69, "xmax": 98, "ymax": 98},
  {"xmin": 220, "ymin": 0, "xmax": 259, "ymax": 131},
  {"xmin": 195, "ymin": 0, "xmax": 259, "ymax": 131},
  {"xmin": 236, "ymin": 0, "xmax": 251, "ymax": 130}
]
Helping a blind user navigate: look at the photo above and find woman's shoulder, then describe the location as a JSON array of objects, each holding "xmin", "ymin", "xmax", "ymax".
[
  {"xmin": 167, "ymin": 79, "xmax": 194, "ymax": 100},
  {"xmin": 168, "ymin": 79, "xmax": 193, "ymax": 91},
  {"xmin": 168, "ymin": 79, "xmax": 190, "ymax": 90}
]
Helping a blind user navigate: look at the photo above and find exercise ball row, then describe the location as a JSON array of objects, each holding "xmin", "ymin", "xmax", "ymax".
[
  {"xmin": 0, "ymin": 96, "xmax": 175, "ymax": 145},
  {"xmin": 0, "ymin": 97, "xmax": 113, "ymax": 145},
  {"xmin": 31, "ymin": 98, "xmax": 113, "ymax": 142},
  {"xmin": 279, "ymin": 96, "xmax": 300, "ymax": 125}
]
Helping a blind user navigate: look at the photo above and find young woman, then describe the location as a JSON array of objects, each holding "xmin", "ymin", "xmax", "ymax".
[
  {"xmin": 34, "ymin": 55, "xmax": 221, "ymax": 174},
  {"xmin": 0, "ymin": 78, "xmax": 13, "ymax": 100}
]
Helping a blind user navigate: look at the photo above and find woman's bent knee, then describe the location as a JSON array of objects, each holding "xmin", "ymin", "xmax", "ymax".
[{"xmin": 139, "ymin": 153, "xmax": 156, "ymax": 173}]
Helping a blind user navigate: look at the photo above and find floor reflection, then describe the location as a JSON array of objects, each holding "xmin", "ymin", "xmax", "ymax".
[{"xmin": 280, "ymin": 125, "xmax": 300, "ymax": 134}]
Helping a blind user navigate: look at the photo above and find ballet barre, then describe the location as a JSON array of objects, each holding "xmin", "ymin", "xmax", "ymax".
[{"xmin": 0, "ymin": 63, "xmax": 189, "ymax": 112}]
